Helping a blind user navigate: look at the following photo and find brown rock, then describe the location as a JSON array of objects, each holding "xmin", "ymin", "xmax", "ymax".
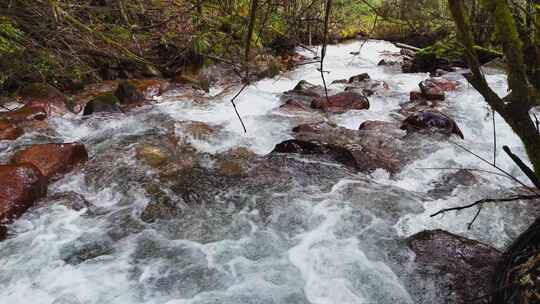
[
  {"xmin": 358, "ymin": 120, "xmax": 399, "ymax": 131},
  {"xmin": 410, "ymin": 91, "xmax": 424, "ymax": 101},
  {"xmin": 11, "ymin": 143, "xmax": 89, "ymax": 181},
  {"xmin": 0, "ymin": 119, "xmax": 23, "ymax": 140},
  {"xmin": 0, "ymin": 164, "xmax": 47, "ymax": 226},
  {"xmin": 279, "ymin": 99, "xmax": 312, "ymax": 112},
  {"xmin": 311, "ymin": 92, "xmax": 369, "ymax": 113},
  {"xmin": 408, "ymin": 230, "xmax": 501, "ymax": 304},
  {"xmin": 18, "ymin": 83, "xmax": 68, "ymax": 115},
  {"xmin": 0, "ymin": 104, "xmax": 47, "ymax": 123},
  {"xmin": 419, "ymin": 78, "xmax": 458, "ymax": 101}
]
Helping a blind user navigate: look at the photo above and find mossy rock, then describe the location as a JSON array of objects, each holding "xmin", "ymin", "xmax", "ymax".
[
  {"xmin": 82, "ymin": 92, "xmax": 121, "ymax": 116},
  {"xmin": 18, "ymin": 83, "xmax": 64, "ymax": 100}
]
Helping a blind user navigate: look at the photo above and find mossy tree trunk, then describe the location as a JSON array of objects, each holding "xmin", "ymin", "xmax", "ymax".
[{"xmin": 448, "ymin": 0, "xmax": 540, "ymax": 182}]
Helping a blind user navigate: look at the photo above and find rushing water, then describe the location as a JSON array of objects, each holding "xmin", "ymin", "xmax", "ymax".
[{"xmin": 0, "ymin": 40, "xmax": 538, "ymax": 304}]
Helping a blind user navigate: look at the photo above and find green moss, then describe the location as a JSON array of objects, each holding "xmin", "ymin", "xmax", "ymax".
[{"xmin": 92, "ymin": 92, "xmax": 120, "ymax": 105}]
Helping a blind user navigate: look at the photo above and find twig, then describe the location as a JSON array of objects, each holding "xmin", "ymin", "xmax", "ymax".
[
  {"xmin": 451, "ymin": 141, "xmax": 539, "ymax": 194},
  {"xmin": 492, "ymin": 109, "xmax": 497, "ymax": 165},
  {"xmin": 431, "ymin": 194, "xmax": 540, "ymax": 218},
  {"xmin": 230, "ymin": 83, "xmax": 249, "ymax": 133},
  {"xmin": 502, "ymin": 145, "xmax": 540, "ymax": 189},
  {"xmin": 414, "ymin": 167, "xmax": 510, "ymax": 178},
  {"xmin": 319, "ymin": 0, "xmax": 332, "ymax": 103}
]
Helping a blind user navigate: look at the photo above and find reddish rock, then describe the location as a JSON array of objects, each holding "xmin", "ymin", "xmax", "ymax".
[
  {"xmin": 410, "ymin": 91, "xmax": 424, "ymax": 101},
  {"xmin": 358, "ymin": 120, "xmax": 399, "ymax": 131},
  {"xmin": 0, "ymin": 104, "xmax": 47, "ymax": 123},
  {"xmin": 279, "ymin": 99, "xmax": 312, "ymax": 112},
  {"xmin": 18, "ymin": 83, "xmax": 68, "ymax": 115},
  {"xmin": 0, "ymin": 119, "xmax": 23, "ymax": 140},
  {"xmin": 419, "ymin": 78, "xmax": 458, "ymax": 101},
  {"xmin": 0, "ymin": 164, "xmax": 47, "ymax": 226},
  {"xmin": 286, "ymin": 80, "xmax": 325, "ymax": 98},
  {"xmin": 401, "ymin": 111, "xmax": 464, "ymax": 139},
  {"xmin": 408, "ymin": 230, "xmax": 500, "ymax": 304},
  {"xmin": 11, "ymin": 143, "xmax": 89, "ymax": 180},
  {"xmin": 115, "ymin": 81, "xmax": 144, "ymax": 105},
  {"xmin": 311, "ymin": 92, "xmax": 369, "ymax": 113},
  {"xmin": 292, "ymin": 121, "xmax": 334, "ymax": 133},
  {"xmin": 348, "ymin": 73, "xmax": 370, "ymax": 83}
]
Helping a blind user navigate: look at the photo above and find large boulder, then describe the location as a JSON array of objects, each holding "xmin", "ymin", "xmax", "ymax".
[
  {"xmin": 11, "ymin": 143, "xmax": 89, "ymax": 181},
  {"xmin": 401, "ymin": 111, "xmax": 464, "ymax": 139},
  {"xmin": 407, "ymin": 230, "xmax": 501, "ymax": 304},
  {"xmin": 18, "ymin": 83, "xmax": 69, "ymax": 115},
  {"xmin": 0, "ymin": 164, "xmax": 47, "ymax": 228},
  {"xmin": 311, "ymin": 92, "xmax": 369, "ymax": 113},
  {"xmin": 83, "ymin": 92, "xmax": 122, "ymax": 116},
  {"xmin": 0, "ymin": 119, "xmax": 23, "ymax": 140}
]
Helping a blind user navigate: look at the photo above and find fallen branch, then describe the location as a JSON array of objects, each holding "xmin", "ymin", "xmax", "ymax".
[
  {"xmin": 230, "ymin": 83, "xmax": 249, "ymax": 133},
  {"xmin": 503, "ymin": 145, "xmax": 540, "ymax": 189},
  {"xmin": 430, "ymin": 194, "xmax": 540, "ymax": 229}
]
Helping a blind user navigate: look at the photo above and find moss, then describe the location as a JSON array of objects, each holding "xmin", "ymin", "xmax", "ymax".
[
  {"xmin": 18, "ymin": 83, "xmax": 63, "ymax": 99},
  {"xmin": 93, "ymin": 92, "xmax": 120, "ymax": 105}
]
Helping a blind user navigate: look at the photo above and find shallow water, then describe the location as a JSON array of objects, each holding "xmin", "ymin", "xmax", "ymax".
[{"xmin": 0, "ymin": 40, "xmax": 537, "ymax": 304}]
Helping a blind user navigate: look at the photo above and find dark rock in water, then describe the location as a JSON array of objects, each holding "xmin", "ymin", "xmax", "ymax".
[
  {"xmin": 428, "ymin": 169, "xmax": 479, "ymax": 198},
  {"xmin": 288, "ymin": 80, "xmax": 325, "ymax": 98},
  {"xmin": 409, "ymin": 91, "xmax": 424, "ymax": 102},
  {"xmin": 378, "ymin": 59, "xmax": 398, "ymax": 66},
  {"xmin": 83, "ymin": 92, "xmax": 121, "ymax": 115},
  {"xmin": 115, "ymin": 81, "xmax": 144, "ymax": 105},
  {"xmin": 0, "ymin": 119, "xmax": 23, "ymax": 140},
  {"xmin": 358, "ymin": 120, "xmax": 399, "ymax": 131},
  {"xmin": 407, "ymin": 230, "xmax": 501, "ymax": 304},
  {"xmin": 60, "ymin": 234, "xmax": 114, "ymax": 265},
  {"xmin": 419, "ymin": 78, "xmax": 458, "ymax": 101},
  {"xmin": 331, "ymin": 79, "xmax": 348, "ymax": 84},
  {"xmin": 37, "ymin": 191, "xmax": 92, "ymax": 211},
  {"xmin": 401, "ymin": 111, "xmax": 464, "ymax": 139},
  {"xmin": 400, "ymin": 48, "xmax": 416, "ymax": 58},
  {"xmin": 345, "ymin": 79, "xmax": 390, "ymax": 97},
  {"xmin": 348, "ymin": 73, "xmax": 370, "ymax": 83},
  {"xmin": 0, "ymin": 164, "xmax": 47, "ymax": 232},
  {"xmin": 311, "ymin": 92, "xmax": 369, "ymax": 113},
  {"xmin": 11, "ymin": 142, "xmax": 89, "ymax": 181}
]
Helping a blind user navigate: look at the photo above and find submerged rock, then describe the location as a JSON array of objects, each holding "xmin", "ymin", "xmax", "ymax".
[
  {"xmin": 0, "ymin": 164, "xmax": 47, "ymax": 228},
  {"xmin": 407, "ymin": 230, "xmax": 500, "ymax": 304},
  {"xmin": 311, "ymin": 92, "xmax": 369, "ymax": 113},
  {"xmin": 348, "ymin": 73, "xmax": 370, "ymax": 83},
  {"xmin": 83, "ymin": 92, "xmax": 121, "ymax": 115},
  {"xmin": 279, "ymin": 99, "xmax": 313, "ymax": 112},
  {"xmin": 11, "ymin": 143, "xmax": 89, "ymax": 181},
  {"xmin": 0, "ymin": 119, "xmax": 23, "ymax": 140},
  {"xmin": 401, "ymin": 111, "xmax": 464, "ymax": 139},
  {"xmin": 428, "ymin": 169, "xmax": 479, "ymax": 198}
]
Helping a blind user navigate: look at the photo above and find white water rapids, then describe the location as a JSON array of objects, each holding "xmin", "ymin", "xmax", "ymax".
[{"xmin": 0, "ymin": 40, "xmax": 537, "ymax": 304}]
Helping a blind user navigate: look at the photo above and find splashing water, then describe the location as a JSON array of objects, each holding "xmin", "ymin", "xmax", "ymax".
[{"xmin": 0, "ymin": 40, "xmax": 537, "ymax": 304}]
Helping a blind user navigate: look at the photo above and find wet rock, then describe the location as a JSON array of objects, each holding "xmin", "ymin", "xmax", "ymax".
[
  {"xmin": 407, "ymin": 230, "xmax": 500, "ymax": 304},
  {"xmin": 176, "ymin": 120, "xmax": 219, "ymax": 140},
  {"xmin": 358, "ymin": 120, "xmax": 400, "ymax": 132},
  {"xmin": 345, "ymin": 79, "xmax": 390, "ymax": 97},
  {"xmin": 279, "ymin": 99, "xmax": 313, "ymax": 112},
  {"xmin": 115, "ymin": 81, "xmax": 144, "ymax": 105},
  {"xmin": 11, "ymin": 143, "xmax": 89, "ymax": 181},
  {"xmin": 311, "ymin": 92, "xmax": 369, "ymax": 113},
  {"xmin": 131, "ymin": 79, "xmax": 170, "ymax": 100},
  {"xmin": 0, "ymin": 119, "xmax": 23, "ymax": 140},
  {"xmin": 0, "ymin": 164, "xmax": 47, "ymax": 226},
  {"xmin": 60, "ymin": 234, "xmax": 114, "ymax": 265},
  {"xmin": 401, "ymin": 111, "xmax": 464, "ymax": 139},
  {"xmin": 419, "ymin": 78, "xmax": 458, "ymax": 101},
  {"xmin": 292, "ymin": 121, "xmax": 336, "ymax": 133},
  {"xmin": 136, "ymin": 144, "xmax": 170, "ymax": 167},
  {"xmin": 286, "ymin": 80, "xmax": 325, "ymax": 98},
  {"xmin": 0, "ymin": 104, "xmax": 47, "ymax": 123},
  {"xmin": 409, "ymin": 91, "xmax": 424, "ymax": 102},
  {"xmin": 18, "ymin": 83, "xmax": 69, "ymax": 115},
  {"xmin": 37, "ymin": 191, "xmax": 92, "ymax": 211},
  {"xmin": 348, "ymin": 73, "xmax": 370, "ymax": 83},
  {"xmin": 331, "ymin": 79, "xmax": 348, "ymax": 84},
  {"xmin": 377, "ymin": 59, "xmax": 398, "ymax": 66},
  {"xmin": 428, "ymin": 169, "xmax": 479, "ymax": 198},
  {"xmin": 400, "ymin": 48, "xmax": 416, "ymax": 58},
  {"xmin": 83, "ymin": 92, "xmax": 121, "ymax": 116}
]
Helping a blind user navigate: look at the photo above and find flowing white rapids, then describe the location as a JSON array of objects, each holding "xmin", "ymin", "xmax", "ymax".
[{"xmin": 0, "ymin": 40, "xmax": 537, "ymax": 304}]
